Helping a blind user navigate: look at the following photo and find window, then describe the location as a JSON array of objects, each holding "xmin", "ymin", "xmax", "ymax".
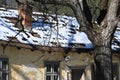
[
  {"xmin": 0, "ymin": 58, "xmax": 9, "ymax": 80},
  {"xmin": 44, "ymin": 61, "xmax": 60, "ymax": 80},
  {"xmin": 71, "ymin": 68, "xmax": 85, "ymax": 80}
]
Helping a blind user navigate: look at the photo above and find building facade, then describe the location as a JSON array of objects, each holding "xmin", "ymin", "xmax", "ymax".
[
  {"xmin": 0, "ymin": 44, "xmax": 119, "ymax": 80},
  {"xmin": 0, "ymin": 2, "xmax": 120, "ymax": 80}
]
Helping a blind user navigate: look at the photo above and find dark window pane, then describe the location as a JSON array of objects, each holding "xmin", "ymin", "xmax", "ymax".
[
  {"xmin": 53, "ymin": 65, "xmax": 59, "ymax": 73},
  {"xmin": 46, "ymin": 76, "xmax": 51, "ymax": 80},
  {"xmin": 0, "ymin": 72, "xmax": 2, "ymax": 80},
  {"xmin": 2, "ymin": 61, "xmax": 8, "ymax": 70},
  {"xmin": 2, "ymin": 73, "xmax": 8, "ymax": 80},
  {"xmin": 46, "ymin": 64, "xmax": 52, "ymax": 72},
  {"xmin": 54, "ymin": 75, "xmax": 58, "ymax": 80}
]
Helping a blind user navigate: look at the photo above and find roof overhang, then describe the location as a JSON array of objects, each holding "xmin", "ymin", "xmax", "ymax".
[{"xmin": 0, "ymin": 40, "xmax": 93, "ymax": 53}]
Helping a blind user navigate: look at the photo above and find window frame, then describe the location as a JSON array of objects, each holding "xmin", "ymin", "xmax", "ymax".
[
  {"xmin": 44, "ymin": 61, "xmax": 60, "ymax": 80},
  {"xmin": 0, "ymin": 58, "xmax": 9, "ymax": 80}
]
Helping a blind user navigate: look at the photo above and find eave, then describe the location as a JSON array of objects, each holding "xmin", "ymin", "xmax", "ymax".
[{"xmin": 0, "ymin": 40, "xmax": 93, "ymax": 53}]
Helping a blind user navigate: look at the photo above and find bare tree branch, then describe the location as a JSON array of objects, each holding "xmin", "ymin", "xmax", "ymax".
[
  {"xmin": 101, "ymin": 0, "xmax": 119, "ymax": 29},
  {"xmin": 118, "ymin": 21, "xmax": 120, "ymax": 27},
  {"xmin": 33, "ymin": 0, "xmax": 94, "ymax": 41},
  {"xmin": 107, "ymin": 0, "xmax": 119, "ymax": 20},
  {"xmin": 101, "ymin": 0, "xmax": 120, "ymax": 41},
  {"xmin": 108, "ymin": 0, "xmax": 119, "ymax": 28},
  {"xmin": 69, "ymin": 0, "xmax": 94, "ymax": 41},
  {"xmin": 33, "ymin": 0, "xmax": 71, "ymax": 6}
]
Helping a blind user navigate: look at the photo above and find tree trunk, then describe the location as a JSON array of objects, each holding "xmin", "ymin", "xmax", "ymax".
[
  {"xmin": 33, "ymin": 0, "xmax": 119, "ymax": 80},
  {"xmin": 94, "ymin": 33, "xmax": 113, "ymax": 80}
]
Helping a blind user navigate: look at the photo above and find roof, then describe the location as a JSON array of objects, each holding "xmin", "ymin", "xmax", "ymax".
[{"xmin": 0, "ymin": 8, "xmax": 120, "ymax": 52}]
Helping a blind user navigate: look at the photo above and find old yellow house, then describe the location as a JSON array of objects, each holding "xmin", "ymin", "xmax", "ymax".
[
  {"xmin": 0, "ymin": 7, "xmax": 119, "ymax": 80},
  {"xmin": 0, "ymin": 40, "xmax": 120, "ymax": 80},
  {"xmin": 0, "ymin": 41, "xmax": 91, "ymax": 80}
]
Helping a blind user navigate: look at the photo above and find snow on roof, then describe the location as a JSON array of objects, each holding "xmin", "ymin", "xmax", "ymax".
[
  {"xmin": 0, "ymin": 8, "xmax": 119, "ymax": 50},
  {"xmin": 112, "ymin": 28, "xmax": 120, "ymax": 51}
]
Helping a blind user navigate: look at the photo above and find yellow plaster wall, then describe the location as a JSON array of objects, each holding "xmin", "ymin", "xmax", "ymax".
[{"xmin": 0, "ymin": 46, "xmax": 119, "ymax": 80}]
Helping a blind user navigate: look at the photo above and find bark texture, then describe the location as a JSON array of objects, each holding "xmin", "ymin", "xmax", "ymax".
[{"xmin": 93, "ymin": 34, "xmax": 112, "ymax": 80}]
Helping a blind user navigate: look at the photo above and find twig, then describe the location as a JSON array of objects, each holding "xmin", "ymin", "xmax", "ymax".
[{"xmin": 3, "ymin": 14, "xmax": 30, "ymax": 54}]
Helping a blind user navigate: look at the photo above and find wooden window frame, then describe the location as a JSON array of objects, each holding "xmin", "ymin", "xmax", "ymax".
[
  {"xmin": 44, "ymin": 61, "xmax": 60, "ymax": 80},
  {"xmin": 0, "ymin": 58, "xmax": 9, "ymax": 80}
]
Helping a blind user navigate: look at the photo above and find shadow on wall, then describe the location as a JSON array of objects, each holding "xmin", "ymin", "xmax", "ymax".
[
  {"xmin": 11, "ymin": 64, "xmax": 42, "ymax": 80},
  {"xmin": 12, "ymin": 65, "xmax": 31, "ymax": 80}
]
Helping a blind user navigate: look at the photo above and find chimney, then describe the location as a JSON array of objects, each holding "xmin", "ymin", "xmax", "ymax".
[{"xmin": 18, "ymin": 0, "xmax": 33, "ymax": 30}]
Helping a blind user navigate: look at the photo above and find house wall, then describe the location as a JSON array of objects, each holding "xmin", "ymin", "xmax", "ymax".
[{"xmin": 0, "ymin": 46, "xmax": 119, "ymax": 80}]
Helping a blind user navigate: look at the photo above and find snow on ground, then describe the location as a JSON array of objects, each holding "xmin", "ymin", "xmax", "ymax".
[{"xmin": 0, "ymin": 8, "xmax": 119, "ymax": 50}]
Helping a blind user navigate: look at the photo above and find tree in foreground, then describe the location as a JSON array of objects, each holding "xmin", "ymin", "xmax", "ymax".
[{"xmin": 17, "ymin": 0, "xmax": 120, "ymax": 80}]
